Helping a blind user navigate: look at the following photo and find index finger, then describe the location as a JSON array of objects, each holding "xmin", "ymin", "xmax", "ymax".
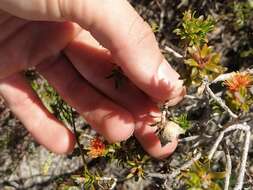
[{"xmin": 0, "ymin": 0, "xmax": 184, "ymax": 101}]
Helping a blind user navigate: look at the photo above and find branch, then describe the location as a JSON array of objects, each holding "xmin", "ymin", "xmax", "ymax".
[
  {"xmin": 170, "ymin": 153, "xmax": 202, "ymax": 179},
  {"xmin": 234, "ymin": 124, "xmax": 251, "ymax": 190},
  {"xmin": 224, "ymin": 142, "xmax": 232, "ymax": 190},
  {"xmin": 205, "ymin": 68, "xmax": 253, "ymax": 119},
  {"xmin": 148, "ymin": 153, "xmax": 202, "ymax": 180},
  {"xmin": 178, "ymin": 135, "xmax": 200, "ymax": 143},
  {"xmin": 165, "ymin": 46, "xmax": 184, "ymax": 59},
  {"xmin": 208, "ymin": 124, "xmax": 250, "ymax": 160},
  {"xmin": 148, "ymin": 173, "xmax": 167, "ymax": 179},
  {"xmin": 212, "ymin": 68, "xmax": 253, "ymax": 83},
  {"xmin": 204, "ymin": 80, "xmax": 238, "ymax": 119},
  {"xmin": 159, "ymin": 0, "xmax": 166, "ymax": 30},
  {"xmin": 207, "ymin": 123, "xmax": 251, "ymax": 190}
]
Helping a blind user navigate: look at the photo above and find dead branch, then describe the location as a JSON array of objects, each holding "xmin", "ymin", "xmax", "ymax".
[
  {"xmin": 224, "ymin": 142, "xmax": 232, "ymax": 190},
  {"xmin": 170, "ymin": 153, "xmax": 202, "ymax": 179},
  {"xmin": 208, "ymin": 123, "xmax": 251, "ymax": 190},
  {"xmin": 212, "ymin": 68, "xmax": 253, "ymax": 83},
  {"xmin": 165, "ymin": 46, "xmax": 184, "ymax": 59},
  {"xmin": 204, "ymin": 80, "xmax": 239, "ymax": 119},
  {"xmin": 234, "ymin": 124, "xmax": 251, "ymax": 190},
  {"xmin": 159, "ymin": 0, "xmax": 166, "ymax": 30}
]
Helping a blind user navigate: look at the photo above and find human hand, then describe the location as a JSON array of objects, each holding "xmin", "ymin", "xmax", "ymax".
[{"xmin": 0, "ymin": 0, "xmax": 185, "ymax": 159}]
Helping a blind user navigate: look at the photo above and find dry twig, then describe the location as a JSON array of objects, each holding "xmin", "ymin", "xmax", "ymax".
[
  {"xmin": 170, "ymin": 153, "xmax": 202, "ymax": 179},
  {"xmin": 159, "ymin": 0, "xmax": 166, "ymax": 30},
  {"xmin": 165, "ymin": 46, "xmax": 184, "ymax": 59},
  {"xmin": 224, "ymin": 142, "xmax": 232, "ymax": 190},
  {"xmin": 208, "ymin": 123, "xmax": 251, "ymax": 190},
  {"xmin": 204, "ymin": 79, "xmax": 239, "ymax": 119}
]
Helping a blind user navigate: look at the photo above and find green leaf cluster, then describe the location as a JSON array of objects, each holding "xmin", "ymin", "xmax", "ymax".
[
  {"xmin": 173, "ymin": 10, "xmax": 215, "ymax": 46},
  {"xmin": 125, "ymin": 155, "xmax": 149, "ymax": 181},
  {"xmin": 185, "ymin": 44, "xmax": 226, "ymax": 85},
  {"xmin": 181, "ymin": 158, "xmax": 225, "ymax": 190},
  {"xmin": 174, "ymin": 10, "xmax": 226, "ymax": 86},
  {"xmin": 233, "ymin": 0, "xmax": 253, "ymax": 29},
  {"xmin": 172, "ymin": 114, "xmax": 191, "ymax": 131},
  {"xmin": 226, "ymin": 90, "xmax": 253, "ymax": 112}
]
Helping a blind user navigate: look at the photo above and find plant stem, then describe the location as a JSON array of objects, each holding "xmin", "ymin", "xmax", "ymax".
[{"xmin": 69, "ymin": 108, "xmax": 88, "ymax": 173}]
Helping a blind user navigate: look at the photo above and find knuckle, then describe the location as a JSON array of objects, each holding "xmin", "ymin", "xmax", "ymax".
[{"xmin": 56, "ymin": 0, "xmax": 69, "ymax": 19}]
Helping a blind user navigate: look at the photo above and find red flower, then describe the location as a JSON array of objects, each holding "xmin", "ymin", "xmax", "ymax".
[
  {"xmin": 224, "ymin": 72, "xmax": 253, "ymax": 92},
  {"xmin": 87, "ymin": 137, "xmax": 106, "ymax": 158}
]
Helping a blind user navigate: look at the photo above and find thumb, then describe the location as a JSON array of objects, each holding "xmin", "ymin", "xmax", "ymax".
[{"xmin": 0, "ymin": 0, "xmax": 184, "ymax": 102}]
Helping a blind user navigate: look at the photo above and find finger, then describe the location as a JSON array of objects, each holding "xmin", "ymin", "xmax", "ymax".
[
  {"xmin": 37, "ymin": 56, "xmax": 135, "ymax": 143},
  {"xmin": 0, "ymin": 73, "xmax": 75, "ymax": 154},
  {"xmin": 65, "ymin": 31, "xmax": 180, "ymax": 159},
  {"xmin": 0, "ymin": 0, "xmax": 184, "ymax": 101}
]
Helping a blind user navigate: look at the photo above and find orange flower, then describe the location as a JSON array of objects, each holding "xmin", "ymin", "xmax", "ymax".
[
  {"xmin": 224, "ymin": 72, "xmax": 253, "ymax": 92},
  {"xmin": 87, "ymin": 137, "xmax": 106, "ymax": 158}
]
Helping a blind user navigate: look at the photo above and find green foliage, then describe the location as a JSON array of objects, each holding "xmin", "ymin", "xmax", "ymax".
[
  {"xmin": 150, "ymin": 20, "xmax": 160, "ymax": 33},
  {"xmin": 233, "ymin": 0, "xmax": 253, "ymax": 29},
  {"xmin": 174, "ymin": 10, "xmax": 215, "ymax": 46},
  {"xmin": 225, "ymin": 88, "xmax": 253, "ymax": 112},
  {"xmin": 181, "ymin": 158, "xmax": 225, "ymax": 190},
  {"xmin": 125, "ymin": 155, "xmax": 149, "ymax": 181},
  {"xmin": 174, "ymin": 10, "xmax": 226, "ymax": 86},
  {"xmin": 224, "ymin": 72, "xmax": 253, "ymax": 112},
  {"xmin": 172, "ymin": 114, "xmax": 191, "ymax": 130},
  {"xmin": 0, "ymin": 132, "xmax": 10, "ymax": 150},
  {"xmin": 240, "ymin": 48, "xmax": 253, "ymax": 58},
  {"xmin": 185, "ymin": 44, "xmax": 226, "ymax": 85}
]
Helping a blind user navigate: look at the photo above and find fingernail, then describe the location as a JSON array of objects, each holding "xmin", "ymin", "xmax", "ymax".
[
  {"xmin": 169, "ymin": 80, "xmax": 184, "ymax": 99},
  {"xmin": 157, "ymin": 60, "xmax": 184, "ymax": 100}
]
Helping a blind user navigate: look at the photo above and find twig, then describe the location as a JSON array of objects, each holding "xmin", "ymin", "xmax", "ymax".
[
  {"xmin": 154, "ymin": 0, "xmax": 162, "ymax": 9},
  {"xmin": 148, "ymin": 153, "xmax": 202, "ymax": 180},
  {"xmin": 165, "ymin": 46, "xmax": 184, "ymax": 58},
  {"xmin": 207, "ymin": 123, "xmax": 251, "ymax": 190},
  {"xmin": 159, "ymin": 0, "xmax": 166, "ymax": 30},
  {"xmin": 81, "ymin": 134, "xmax": 94, "ymax": 139},
  {"xmin": 205, "ymin": 68, "xmax": 253, "ymax": 119},
  {"xmin": 160, "ymin": 154, "xmax": 202, "ymax": 189},
  {"xmin": 204, "ymin": 80, "xmax": 238, "ymax": 119},
  {"xmin": 224, "ymin": 142, "xmax": 232, "ymax": 190},
  {"xmin": 247, "ymin": 68, "xmax": 253, "ymax": 75},
  {"xmin": 170, "ymin": 153, "xmax": 202, "ymax": 179},
  {"xmin": 178, "ymin": 135, "xmax": 200, "ymax": 143},
  {"xmin": 212, "ymin": 72, "xmax": 236, "ymax": 83},
  {"xmin": 234, "ymin": 124, "xmax": 251, "ymax": 190},
  {"xmin": 69, "ymin": 108, "xmax": 87, "ymax": 171},
  {"xmin": 184, "ymin": 95, "xmax": 199, "ymax": 99},
  {"xmin": 208, "ymin": 124, "xmax": 250, "ymax": 160},
  {"xmin": 212, "ymin": 68, "xmax": 253, "ymax": 83},
  {"xmin": 148, "ymin": 173, "xmax": 167, "ymax": 179}
]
